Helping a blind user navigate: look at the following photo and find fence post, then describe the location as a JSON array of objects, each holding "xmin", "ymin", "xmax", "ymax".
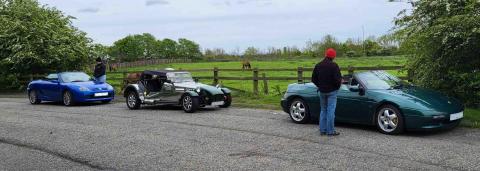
[
  {"xmin": 253, "ymin": 68, "xmax": 259, "ymax": 95},
  {"xmin": 262, "ymin": 73, "xmax": 268, "ymax": 95},
  {"xmin": 348, "ymin": 65, "xmax": 355, "ymax": 75},
  {"xmin": 121, "ymin": 71, "xmax": 127, "ymax": 90},
  {"xmin": 297, "ymin": 67, "xmax": 303, "ymax": 83},
  {"xmin": 213, "ymin": 67, "xmax": 219, "ymax": 85}
]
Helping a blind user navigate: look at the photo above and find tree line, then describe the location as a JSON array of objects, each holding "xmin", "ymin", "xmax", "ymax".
[
  {"xmin": 204, "ymin": 34, "xmax": 401, "ymax": 60},
  {"xmin": 96, "ymin": 33, "xmax": 203, "ymax": 62}
]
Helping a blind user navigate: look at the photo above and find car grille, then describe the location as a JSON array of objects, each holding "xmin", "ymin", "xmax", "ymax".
[{"xmin": 213, "ymin": 94, "xmax": 224, "ymax": 102}]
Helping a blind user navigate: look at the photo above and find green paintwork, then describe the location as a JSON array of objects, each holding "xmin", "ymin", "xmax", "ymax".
[{"xmin": 281, "ymin": 71, "xmax": 464, "ymax": 130}]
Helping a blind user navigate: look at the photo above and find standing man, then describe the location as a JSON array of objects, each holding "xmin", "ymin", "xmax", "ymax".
[
  {"xmin": 311, "ymin": 48, "xmax": 342, "ymax": 136},
  {"xmin": 94, "ymin": 57, "xmax": 106, "ymax": 83}
]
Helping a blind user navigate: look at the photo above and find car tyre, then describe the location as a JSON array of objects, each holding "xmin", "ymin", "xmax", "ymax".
[
  {"xmin": 63, "ymin": 91, "xmax": 75, "ymax": 106},
  {"xmin": 126, "ymin": 91, "xmax": 141, "ymax": 110},
  {"xmin": 28, "ymin": 90, "xmax": 41, "ymax": 104},
  {"xmin": 288, "ymin": 98, "xmax": 310, "ymax": 124},
  {"xmin": 220, "ymin": 94, "xmax": 232, "ymax": 108},
  {"xmin": 182, "ymin": 94, "xmax": 199, "ymax": 113},
  {"xmin": 376, "ymin": 104, "xmax": 404, "ymax": 134}
]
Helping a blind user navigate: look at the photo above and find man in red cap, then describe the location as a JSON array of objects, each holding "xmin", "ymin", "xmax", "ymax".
[{"xmin": 311, "ymin": 48, "xmax": 342, "ymax": 136}]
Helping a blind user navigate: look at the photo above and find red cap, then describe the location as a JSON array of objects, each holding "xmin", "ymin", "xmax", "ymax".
[{"xmin": 325, "ymin": 48, "xmax": 337, "ymax": 59}]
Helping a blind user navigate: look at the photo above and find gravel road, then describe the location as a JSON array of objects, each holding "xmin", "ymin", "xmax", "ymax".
[{"xmin": 0, "ymin": 97, "xmax": 479, "ymax": 170}]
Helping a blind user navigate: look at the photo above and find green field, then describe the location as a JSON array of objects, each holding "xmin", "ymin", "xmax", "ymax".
[
  {"xmin": 105, "ymin": 56, "xmax": 479, "ymax": 128},
  {"xmin": 107, "ymin": 56, "xmax": 407, "ymax": 94}
]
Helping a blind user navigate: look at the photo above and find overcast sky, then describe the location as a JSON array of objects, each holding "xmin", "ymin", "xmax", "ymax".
[{"xmin": 37, "ymin": 0, "xmax": 410, "ymax": 52}]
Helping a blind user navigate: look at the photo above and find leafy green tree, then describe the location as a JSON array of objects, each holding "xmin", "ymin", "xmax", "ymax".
[
  {"xmin": 243, "ymin": 47, "xmax": 260, "ymax": 58},
  {"xmin": 158, "ymin": 38, "xmax": 178, "ymax": 58},
  {"xmin": 177, "ymin": 38, "xmax": 202, "ymax": 60},
  {"xmin": 109, "ymin": 33, "xmax": 160, "ymax": 62},
  {"xmin": 0, "ymin": 0, "xmax": 92, "ymax": 88},
  {"xmin": 394, "ymin": 0, "xmax": 480, "ymax": 106}
]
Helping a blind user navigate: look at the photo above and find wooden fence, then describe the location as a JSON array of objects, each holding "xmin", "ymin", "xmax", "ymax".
[
  {"xmin": 111, "ymin": 65, "xmax": 406, "ymax": 95},
  {"xmin": 99, "ymin": 58, "xmax": 191, "ymax": 70},
  {"xmin": 20, "ymin": 65, "xmax": 406, "ymax": 95}
]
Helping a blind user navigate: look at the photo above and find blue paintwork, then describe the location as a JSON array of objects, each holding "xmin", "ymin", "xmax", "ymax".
[{"xmin": 27, "ymin": 72, "xmax": 115, "ymax": 103}]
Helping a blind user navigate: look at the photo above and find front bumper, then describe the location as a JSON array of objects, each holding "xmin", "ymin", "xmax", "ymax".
[
  {"xmin": 74, "ymin": 90, "xmax": 115, "ymax": 102},
  {"xmin": 405, "ymin": 115, "xmax": 462, "ymax": 131}
]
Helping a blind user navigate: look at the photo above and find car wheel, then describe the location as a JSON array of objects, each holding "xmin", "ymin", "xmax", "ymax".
[
  {"xmin": 63, "ymin": 91, "xmax": 75, "ymax": 106},
  {"xmin": 126, "ymin": 91, "xmax": 141, "ymax": 110},
  {"xmin": 288, "ymin": 98, "xmax": 310, "ymax": 124},
  {"xmin": 220, "ymin": 94, "xmax": 232, "ymax": 108},
  {"xmin": 28, "ymin": 90, "xmax": 41, "ymax": 104},
  {"xmin": 376, "ymin": 104, "xmax": 404, "ymax": 134},
  {"xmin": 182, "ymin": 94, "xmax": 199, "ymax": 113}
]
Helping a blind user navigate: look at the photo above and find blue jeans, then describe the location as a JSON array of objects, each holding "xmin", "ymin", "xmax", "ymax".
[
  {"xmin": 318, "ymin": 90, "xmax": 337, "ymax": 134},
  {"xmin": 94, "ymin": 75, "xmax": 106, "ymax": 83}
]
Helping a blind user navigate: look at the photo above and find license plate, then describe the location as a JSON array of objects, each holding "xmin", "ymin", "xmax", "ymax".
[
  {"xmin": 450, "ymin": 111, "xmax": 464, "ymax": 121},
  {"xmin": 211, "ymin": 101, "xmax": 224, "ymax": 106},
  {"xmin": 94, "ymin": 92, "xmax": 109, "ymax": 97}
]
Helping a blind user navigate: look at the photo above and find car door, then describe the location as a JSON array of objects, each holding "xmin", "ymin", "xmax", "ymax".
[
  {"xmin": 336, "ymin": 78, "xmax": 376, "ymax": 124},
  {"xmin": 41, "ymin": 74, "xmax": 62, "ymax": 101},
  {"xmin": 159, "ymin": 81, "xmax": 181, "ymax": 102}
]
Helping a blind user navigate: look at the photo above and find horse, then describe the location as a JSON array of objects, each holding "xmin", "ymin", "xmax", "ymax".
[
  {"xmin": 109, "ymin": 63, "xmax": 117, "ymax": 72},
  {"xmin": 124, "ymin": 72, "xmax": 141, "ymax": 85},
  {"xmin": 242, "ymin": 60, "xmax": 251, "ymax": 70}
]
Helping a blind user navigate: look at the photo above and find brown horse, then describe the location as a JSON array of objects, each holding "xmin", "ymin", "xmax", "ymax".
[
  {"xmin": 124, "ymin": 72, "xmax": 141, "ymax": 85},
  {"xmin": 242, "ymin": 60, "xmax": 251, "ymax": 70},
  {"xmin": 109, "ymin": 63, "xmax": 117, "ymax": 72}
]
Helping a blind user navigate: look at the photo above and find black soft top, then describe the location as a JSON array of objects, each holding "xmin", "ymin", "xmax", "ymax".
[{"xmin": 142, "ymin": 70, "xmax": 169, "ymax": 77}]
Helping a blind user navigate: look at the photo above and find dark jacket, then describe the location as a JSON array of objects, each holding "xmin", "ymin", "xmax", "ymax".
[
  {"xmin": 311, "ymin": 58, "xmax": 342, "ymax": 93},
  {"xmin": 94, "ymin": 63, "xmax": 106, "ymax": 78}
]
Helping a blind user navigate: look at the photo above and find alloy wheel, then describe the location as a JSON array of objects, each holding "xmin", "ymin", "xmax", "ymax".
[
  {"xmin": 128, "ymin": 93, "xmax": 136, "ymax": 107},
  {"xmin": 290, "ymin": 101, "xmax": 306, "ymax": 122},
  {"xmin": 63, "ymin": 91, "xmax": 71, "ymax": 106},
  {"xmin": 29, "ymin": 91, "xmax": 36, "ymax": 104},
  {"xmin": 183, "ymin": 95, "xmax": 192, "ymax": 110},
  {"xmin": 377, "ymin": 108, "xmax": 399, "ymax": 133}
]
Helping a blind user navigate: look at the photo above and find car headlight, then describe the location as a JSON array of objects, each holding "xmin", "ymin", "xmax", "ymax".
[
  {"xmin": 196, "ymin": 87, "xmax": 201, "ymax": 93},
  {"xmin": 107, "ymin": 85, "xmax": 114, "ymax": 90},
  {"xmin": 79, "ymin": 86, "xmax": 90, "ymax": 91}
]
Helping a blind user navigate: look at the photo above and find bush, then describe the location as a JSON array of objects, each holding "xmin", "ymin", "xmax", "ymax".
[{"xmin": 395, "ymin": 0, "xmax": 480, "ymax": 106}]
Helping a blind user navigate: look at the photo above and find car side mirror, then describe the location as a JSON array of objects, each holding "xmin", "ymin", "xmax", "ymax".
[
  {"xmin": 349, "ymin": 86, "xmax": 359, "ymax": 92},
  {"xmin": 50, "ymin": 79, "xmax": 59, "ymax": 84},
  {"xmin": 359, "ymin": 88, "xmax": 365, "ymax": 96}
]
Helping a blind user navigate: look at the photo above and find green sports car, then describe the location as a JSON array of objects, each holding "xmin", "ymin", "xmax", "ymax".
[{"xmin": 281, "ymin": 70, "xmax": 464, "ymax": 134}]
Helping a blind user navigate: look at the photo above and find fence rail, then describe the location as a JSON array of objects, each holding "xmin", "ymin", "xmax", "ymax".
[
  {"xmin": 20, "ymin": 65, "xmax": 406, "ymax": 95},
  {"xmin": 114, "ymin": 65, "xmax": 406, "ymax": 95}
]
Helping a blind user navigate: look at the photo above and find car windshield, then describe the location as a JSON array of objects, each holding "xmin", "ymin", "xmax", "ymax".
[
  {"xmin": 60, "ymin": 72, "xmax": 91, "ymax": 83},
  {"xmin": 167, "ymin": 72, "xmax": 194, "ymax": 83},
  {"xmin": 356, "ymin": 71, "xmax": 411, "ymax": 90}
]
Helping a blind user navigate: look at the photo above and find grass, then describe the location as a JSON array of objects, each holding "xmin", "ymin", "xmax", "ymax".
[
  {"xmin": 106, "ymin": 56, "xmax": 408, "ymax": 94},
  {"xmin": 462, "ymin": 108, "xmax": 480, "ymax": 128},
  {"xmin": 105, "ymin": 55, "xmax": 480, "ymax": 128}
]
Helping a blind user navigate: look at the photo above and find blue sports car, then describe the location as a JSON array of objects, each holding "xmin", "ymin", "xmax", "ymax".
[{"xmin": 27, "ymin": 72, "xmax": 115, "ymax": 106}]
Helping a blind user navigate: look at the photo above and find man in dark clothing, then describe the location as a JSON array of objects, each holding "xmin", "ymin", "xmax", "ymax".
[
  {"xmin": 94, "ymin": 57, "xmax": 106, "ymax": 83},
  {"xmin": 311, "ymin": 48, "xmax": 342, "ymax": 136}
]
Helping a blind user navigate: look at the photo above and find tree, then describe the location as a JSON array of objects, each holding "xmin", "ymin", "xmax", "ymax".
[
  {"xmin": 394, "ymin": 0, "xmax": 480, "ymax": 106},
  {"xmin": 109, "ymin": 33, "xmax": 160, "ymax": 62},
  {"xmin": 0, "ymin": 0, "xmax": 92, "ymax": 88},
  {"xmin": 243, "ymin": 47, "xmax": 260, "ymax": 58},
  {"xmin": 176, "ymin": 38, "xmax": 202, "ymax": 60},
  {"xmin": 158, "ymin": 38, "xmax": 178, "ymax": 58}
]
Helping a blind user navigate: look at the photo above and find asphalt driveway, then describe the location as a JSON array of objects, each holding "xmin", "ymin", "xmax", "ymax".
[{"xmin": 0, "ymin": 97, "xmax": 479, "ymax": 170}]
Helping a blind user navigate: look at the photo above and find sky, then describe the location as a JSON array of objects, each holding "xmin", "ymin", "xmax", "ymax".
[{"xmin": 37, "ymin": 0, "xmax": 410, "ymax": 52}]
